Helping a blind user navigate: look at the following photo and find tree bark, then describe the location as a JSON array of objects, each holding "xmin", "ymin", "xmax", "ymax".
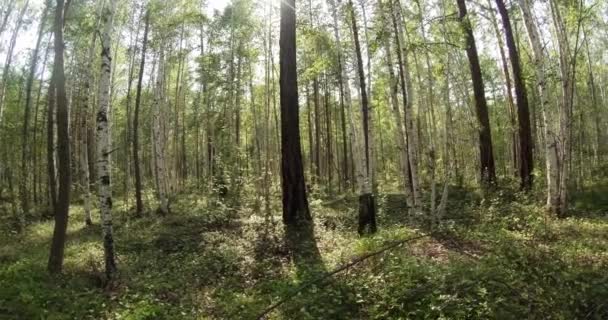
[
  {"xmin": 350, "ymin": 0, "xmax": 376, "ymax": 235},
  {"xmin": 48, "ymin": 0, "xmax": 71, "ymax": 274},
  {"xmin": 132, "ymin": 9, "xmax": 150, "ymax": 217},
  {"xmin": 456, "ymin": 0, "xmax": 496, "ymax": 186},
  {"xmin": 96, "ymin": 0, "xmax": 118, "ymax": 278},
  {"xmin": 518, "ymin": 0, "xmax": 559, "ymax": 210},
  {"xmin": 153, "ymin": 47, "xmax": 169, "ymax": 215},
  {"xmin": 280, "ymin": 0, "xmax": 311, "ymax": 226},
  {"xmin": 495, "ymin": 0, "xmax": 534, "ymax": 190}
]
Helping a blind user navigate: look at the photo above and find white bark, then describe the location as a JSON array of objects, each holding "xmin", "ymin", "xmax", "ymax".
[
  {"xmin": 96, "ymin": 0, "xmax": 117, "ymax": 277},
  {"xmin": 518, "ymin": 0, "xmax": 560, "ymax": 213},
  {"xmin": 381, "ymin": 6, "xmax": 412, "ymax": 206},
  {"xmin": 550, "ymin": 0, "xmax": 573, "ymax": 215},
  {"xmin": 394, "ymin": 3, "xmax": 421, "ymax": 212}
]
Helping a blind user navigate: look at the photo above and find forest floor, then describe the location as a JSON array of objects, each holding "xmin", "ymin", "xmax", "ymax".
[{"xmin": 1, "ymin": 182, "xmax": 608, "ymax": 319}]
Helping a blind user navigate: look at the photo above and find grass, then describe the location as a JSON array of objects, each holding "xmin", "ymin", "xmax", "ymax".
[{"xmin": 0, "ymin": 183, "xmax": 607, "ymax": 319}]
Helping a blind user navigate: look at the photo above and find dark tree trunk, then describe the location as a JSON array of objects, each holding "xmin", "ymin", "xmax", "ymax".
[
  {"xmin": 46, "ymin": 79, "xmax": 57, "ymax": 213},
  {"xmin": 350, "ymin": 0, "xmax": 376, "ymax": 234},
  {"xmin": 133, "ymin": 9, "xmax": 150, "ymax": 216},
  {"xmin": 495, "ymin": 0, "xmax": 534, "ymax": 190},
  {"xmin": 48, "ymin": 0, "xmax": 71, "ymax": 274},
  {"xmin": 457, "ymin": 0, "xmax": 496, "ymax": 185},
  {"xmin": 313, "ymin": 78, "xmax": 321, "ymax": 182},
  {"xmin": 280, "ymin": 0, "xmax": 311, "ymax": 226}
]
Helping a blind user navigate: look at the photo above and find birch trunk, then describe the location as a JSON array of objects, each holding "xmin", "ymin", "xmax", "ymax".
[
  {"xmin": 96, "ymin": 0, "xmax": 117, "ymax": 278},
  {"xmin": 392, "ymin": 0, "xmax": 421, "ymax": 211},
  {"xmin": 518, "ymin": 0, "xmax": 559, "ymax": 211},
  {"xmin": 380, "ymin": 1, "xmax": 411, "ymax": 206}
]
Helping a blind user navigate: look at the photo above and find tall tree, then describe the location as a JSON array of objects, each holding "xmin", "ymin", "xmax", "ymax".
[
  {"xmin": 20, "ymin": 1, "xmax": 50, "ymax": 226},
  {"xmin": 279, "ymin": 0, "xmax": 311, "ymax": 225},
  {"xmin": 96, "ymin": 0, "xmax": 117, "ymax": 278},
  {"xmin": 132, "ymin": 8, "xmax": 150, "ymax": 217},
  {"xmin": 518, "ymin": 0, "xmax": 559, "ymax": 210},
  {"xmin": 350, "ymin": 0, "xmax": 376, "ymax": 234},
  {"xmin": 48, "ymin": 0, "xmax": 71, "ymax": 274},
  {"xmin": 456, "ymin": 0, "xmax": 496, "ymax": 185},
  {"xmin": 495, "ymin": 0, "xmax": 533, "ymax": 190},
  {"xmin": 152, "ymin": 44, "xmax": 169, "ymax": 215},
  {"xmin": 0, "ymin": 0, "xmax": 29, "ymax": 127}
]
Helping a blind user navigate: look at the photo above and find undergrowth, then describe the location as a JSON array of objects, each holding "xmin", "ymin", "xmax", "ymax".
[{"xmin": 0, "ymin": 182, "xmax": 607, "ymax": 319}]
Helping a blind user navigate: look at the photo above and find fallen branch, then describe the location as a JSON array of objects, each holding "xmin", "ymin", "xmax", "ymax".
[{"xmin": 255, "ymin": 233, "xmax": 432, "ymax": 319}]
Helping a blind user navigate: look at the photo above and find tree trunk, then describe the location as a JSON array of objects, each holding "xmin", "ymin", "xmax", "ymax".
[
  {"xmin": 381, "ymin": 2, "xmax": 412, "ymax": 206},
  {"xmin": 279, "ymin": 0, "xmax": 311, "ymax": 226},
  {"xmin": 456, "ymin": 0, "xmax": 496, "ymax": 186},
  {"xmin": 518, "ymin": 0, "xmax": 559, "ymax": 210},
  {"xmin": 329, "ymin": 0, "xmax": 351, "ymax": 189},
  {"xmin": 132, "ymin": 9, "xmax": 150, "ymax": 217},
  {"xmin": 48, "ymin": 0, "xmax": 71, "ymax": 274},
  {"xmin": 96, "ymin": 0, "xmax": 118, "ymax": 278},
  {"xmin": 350, "ymin": 0, "xmax": 376, "ymax": 235},
  {"xmin": 391, "ymin": 0, "xmax": 420, "ymax": 210},
  {"xmin": 153, "ymin": 47, "xmax": 169, "ymax": 215},
  {"xmin": 20, "ymin": 1, "xmax": 49, "ymax": 227},
  {"xmin": 495, "ymin": 0, "xmax": 534, "ymax": 190}
]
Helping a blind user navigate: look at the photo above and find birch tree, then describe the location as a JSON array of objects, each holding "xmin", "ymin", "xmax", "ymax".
[{"xmin": 96, "ymin": 0, "xmax": 118, "ymax": 278}]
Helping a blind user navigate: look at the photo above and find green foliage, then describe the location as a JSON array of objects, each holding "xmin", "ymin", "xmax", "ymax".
[{"xmin": 1, "ymin": 188, "xmax": 607, "ymax": 319}]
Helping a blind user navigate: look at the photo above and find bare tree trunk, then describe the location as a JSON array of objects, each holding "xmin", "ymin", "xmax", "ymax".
[
  {"xmin": 96, "ymin": 0, "xmax": 118, "ymax": 278},
  {"xmin": 329, "ymin": 0, "xmax": 351, "ymax": 190},
  {"xmin": 132, "ymin": 9, "xmax": 150, "ymax": 217},
  {"xmin": 488, "ymin": 0, "xmax": 518, "ymax": 175},
  {"xmin": 349, "ymin": 0, "xmax": 376, "ymax": 235},
  {"xmin": 152, "ymin": 45, "xmax": 169, "ymax": 215},
  {"xmin": 381, "ymin": 3, "xmax": 411, "ymax": 206},
  {"xmin": 280, "ymin": 0, "xmax": 311, "ymax": 226},
  {"xmin": 495, "ymin": 0, "xmax": 534, "ymax": 190},
  {"xmin": 518, "ymin": 0, "xmax": 559, "ymax": 210},
  {"xmin": 48, "ymin": 0, "xmax": 71, "ymax": 274},
  {"xmin": 456, "ymin": 0, "xmax": 496, "ymax": 187},
  {"xmin": 392, "ymin": 0, "xmax": 421, "ymax": 210}
]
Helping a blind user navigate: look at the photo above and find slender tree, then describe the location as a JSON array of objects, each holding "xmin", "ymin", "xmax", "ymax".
[
  {"xmin": 132, "ymin": 8, "xmax": 150, "ymax": 217},
  {"xmin": 96, "ymin": 0, "xmax": 118, "ymax": 278},
  {"xmin": 48, "ymin": 0, "xmax": 71, "ymax": 274},
  {"xmin": 456, "ymin": 0, "xmax": 496, "ymax": 185},
  {"xmin": 20, "ymin": 1, "xmax": 50, "ymax": 226},
  {"xmin": 349, "ymin": 0, "xmax": 376, "ymax": 234}
]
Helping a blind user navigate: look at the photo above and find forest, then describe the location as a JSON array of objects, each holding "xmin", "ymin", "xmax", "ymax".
[{"xmin": 0, "ymin": 0, "xmax": 607, "ymax": 318}]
